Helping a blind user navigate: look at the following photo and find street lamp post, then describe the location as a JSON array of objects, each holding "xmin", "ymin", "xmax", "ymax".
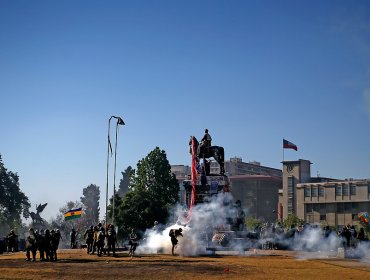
[
  {"xmin": 112, "ymin": 116, "xmax": 125, "ymax": 226},
  {"xmin": 105, "ymin": 116, "xmax": 125, "ymax": 227}
]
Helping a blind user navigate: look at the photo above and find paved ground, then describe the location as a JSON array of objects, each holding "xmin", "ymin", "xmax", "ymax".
[{"xmin": 1, "ymin": 249, "xmax": 370, "ymax": 279}]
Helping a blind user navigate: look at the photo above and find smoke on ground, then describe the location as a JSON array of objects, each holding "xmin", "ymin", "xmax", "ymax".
[
  {"xmin": 137, "ymin": 193, "xmax": 370, "ymax": 261},
  {"xmin": 138, "ymin": 193, "xmax": 242, "ymax": 256}
]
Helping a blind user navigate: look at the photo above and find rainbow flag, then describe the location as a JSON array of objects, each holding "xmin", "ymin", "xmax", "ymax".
[{"xmin": 64, "ymin": 208, "xmax": 82, "ymax": 221}]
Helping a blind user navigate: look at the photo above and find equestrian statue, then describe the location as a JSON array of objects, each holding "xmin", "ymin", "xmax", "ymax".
[{"xmin": 189, "ymin": 129, "xmax": 225, "ymax": 175}]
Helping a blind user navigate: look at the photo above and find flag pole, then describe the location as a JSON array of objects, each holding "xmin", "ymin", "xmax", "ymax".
[{"xmin": 282, "ymin": 138, "xmax": 285, "ymax": 162}]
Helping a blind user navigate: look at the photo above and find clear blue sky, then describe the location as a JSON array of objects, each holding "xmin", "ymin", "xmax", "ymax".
[{"xmin": 1, "ymin": 1, "xmax": 369, "ymax": 221}]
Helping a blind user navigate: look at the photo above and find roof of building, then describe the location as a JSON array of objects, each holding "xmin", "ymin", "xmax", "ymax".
[{"xmin": 228, "ymin": 174, "xmax": 281, "ymax": 182}]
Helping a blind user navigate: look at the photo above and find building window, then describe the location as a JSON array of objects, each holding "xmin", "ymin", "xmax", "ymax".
[
  {"xmin": 288, "ymin": 176, "xmax": 295, "ymax": 213},
  {"xmin": 350, "ymin": 185, "xmax": 356, "ymax": 195},
  {"xmin": 335, "ymin": 185, "xmax": 342, "ymax": 196},
  {"xmin": 344, "ymin": 203, "xmax": 352, "ymax": 212},
  {"xmin": 306, "ymin": 204, "xmax": 313, "ymax": 213},
  {"xmin": 319, "ymin": 187, "xmax": 324, "ymax": 197},
  {"xmin": 320, "ymin": 214, "xmax": 326, "ymax": 221},
  {"xmin": 337, "ymin": 203, "xmax": 344, "ymax": 213},
  {"xmin": 311, "ymin": 187, "xmax": 318, "ymax": 197},
  {"xmin": 368, "ymin": 183, "xmax": 370, "ymax": 195},
  {"xmin": 352, "ymin": 202, "xmax": 359, "ymax": 213},
  {"xmin": 320, "ymin": 203, "xmax": 326, "ymax": 211},
  {"xmin": 313, "ymin": 204, "xmax": 320, "ymax": 212},
  {"xmin": 304, "ymin": 187, "xmax": 311, "ymax": 197},
  {"xmin": 342, "ymin": 185, "xmax": 349, "ymax": 196}
]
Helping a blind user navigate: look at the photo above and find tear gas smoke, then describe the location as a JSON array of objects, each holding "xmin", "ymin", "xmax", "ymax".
[
  {"xmin": 137, "ymin": 192, "xmax": 370, "ymax": 261},
  {"xmin": 138, "ymin": 193, "xmax": 244, "ymax": 256}
]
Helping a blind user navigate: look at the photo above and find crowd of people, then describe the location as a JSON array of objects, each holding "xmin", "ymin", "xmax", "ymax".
[
  {"xmin": 4, "ymin": 219, "xmax": 368, "ymax": 261},
  {"xmin": 24, "ymin": 228, "xmax": 62, "ymax": 262},
  {"xmin": 82, "ymin": 222, "xmax": 117, "ymax": 257},
  {"xmin": 257, "ymin": 222, "xmax": 369, "ymax": 251}
]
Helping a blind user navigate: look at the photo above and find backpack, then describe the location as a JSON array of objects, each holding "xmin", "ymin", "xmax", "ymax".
[{"xmin": 169, "ymin": 229, "xmax": 175, "ymax": 237}]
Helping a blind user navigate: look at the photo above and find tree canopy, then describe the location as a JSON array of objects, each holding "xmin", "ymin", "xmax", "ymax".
[
  {"xmin": 117, "ymin": 166, "xmax": 135, "ymax": 197},
  {"xmin": 111, "ymin": 147, "xmax": 179, "ymax": 238},
  {"xmin": 0, "ymin": 154, "xmax": 30, "ymax": 235},
  {"xmin": 283, "ymin": 213, "xmax": 304, "ymax": 230},
  {"xmin": 80, "ymin": 184, "xmax": 100, "ymax": 225}
]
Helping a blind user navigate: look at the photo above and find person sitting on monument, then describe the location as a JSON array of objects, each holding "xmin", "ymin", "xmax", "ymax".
[{"xmin": 199, "ymin": 129, "xmax": 212, "ymax": 153}]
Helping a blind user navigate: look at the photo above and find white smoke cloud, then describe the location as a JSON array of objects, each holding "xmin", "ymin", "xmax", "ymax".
[
  {"xmin": 138, "ymin": 193, "xmax": 246, "ymax": 256},
  {"xmin": 137, "ymin": 193, "xmax": 370, "ymax": 262}
]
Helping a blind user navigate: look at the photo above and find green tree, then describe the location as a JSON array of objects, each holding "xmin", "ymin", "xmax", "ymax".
[
  {"xmin": 112, "ymin": 147, "xmax": 179, "ymax": 238},
  {"xmin": 80, "ymin": 184, "xmax": 100, "ymax": 225},
  {"xmin": 117, "ymin": 166, "xmax": 135, "ymax": 197},
  {"xmin": 0, "ymin": 154, "xmax": 30, "ymax": 235},
  {"xmin": 283, "ymin": 213, "xmax": 304, "ymax": 230},
  {"xmin": 245, "ymin": 216, "xmax": 263, "ymax": 231}
]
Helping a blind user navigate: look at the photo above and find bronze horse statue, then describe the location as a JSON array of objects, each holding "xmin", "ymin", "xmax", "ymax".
[
  {"xmin": 190, "ymin": 136, "xmax": 225, "ymax": 175},
  {"xmin": 30, "ymin": 203, "xmax": 47, "ymax": 224}
]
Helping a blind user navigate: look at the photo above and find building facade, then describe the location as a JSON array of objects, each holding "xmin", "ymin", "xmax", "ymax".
[
  {"xmin": 171, "ymin": 165, "xmax": 191, "ymax": 205},
  {"xmin": 278, "ymin": 159, "xmax": 312, "ymax": 220},
  {"xmin": 211, "ymin": 156, "xmax": 282, "ymax": 177},
  {"xmin": 297, "ymin": 179, "xmax": 370, "ymax": 228},
  {"xmin": 279, "ymin": 159, "xmax": 370, "ymax": 228},
  {"xmin": 172, "ymin": 157, "xmax": 282, "ymax": 222},
  {"xmin": 229, "ymin": 175, "xmax": 281, "ymax": 222}
]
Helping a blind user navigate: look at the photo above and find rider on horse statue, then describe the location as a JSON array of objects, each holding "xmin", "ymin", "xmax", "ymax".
[
  {"xmin": 199, "ymin": 129, "xmax": 212, "ymax": 154},
  {"xmin": 189, "ymin": 129, "xmax": 225, "ymax": 175}
]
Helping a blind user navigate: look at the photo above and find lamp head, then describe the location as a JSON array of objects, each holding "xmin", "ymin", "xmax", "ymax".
[
  {"xmin": 116, "ymin": 117, "xmax": 125, "ymax": 125},
  {"xmin": 111, "ymin": 116, "xmax": 125, "ymax": 125}
]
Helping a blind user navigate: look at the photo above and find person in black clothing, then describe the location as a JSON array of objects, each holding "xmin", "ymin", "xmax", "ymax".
[
  {"xmin": 44, "ymin": 229, "xmax": 51, "ymax": 261},
  {"xmin": 6, "ymin": 229, "xmax": 18, "ymax": 252},
  {"xmin": 169, "ymin": 228, "xmax": 183, "ymax": 256},
  {"xmin": 49, "ymin": 229, "xmax": 58, "ymax": 262},
  {"xmin": 84, "ymin": 226, "xmax": 94, "ymax": 254},
  {"xmin": 70, "ymin": 228, "xmax": 77, "ymax": 249},
  {"xmin": 54, "ymin": 229, "xmax": 62, "ymax": 250},
  {"xmin": 38, "ymin": 229, "xmax": 46, "ymax": 261},
  {"xmin": 107, "ymin": 224, "xmax": 117, "ymax": 257},
  {"xmin": 129, "ymin": 228, "xmax": 139, "ymax": 259}
]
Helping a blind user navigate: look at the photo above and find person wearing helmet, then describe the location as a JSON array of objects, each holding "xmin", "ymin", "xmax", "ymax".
[
  {"xmin": 107, "ymin": 224, "xmax": 117, "ymax": 257},
  {"xmin": 54, "ymin": 229, "xmax": 62, "ymax": 251},
  {"xmin": 25, "ymin": 228, "xmax": 37, "ymax": 261},
  {"xmin": 84, "ymin": 225, "xmax": 94, "ymax": 254}
]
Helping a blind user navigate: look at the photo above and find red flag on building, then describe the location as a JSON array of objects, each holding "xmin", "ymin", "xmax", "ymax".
[{"xmin": 283, "ymin": 139, "xmax": 298, "ymax": 151}]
